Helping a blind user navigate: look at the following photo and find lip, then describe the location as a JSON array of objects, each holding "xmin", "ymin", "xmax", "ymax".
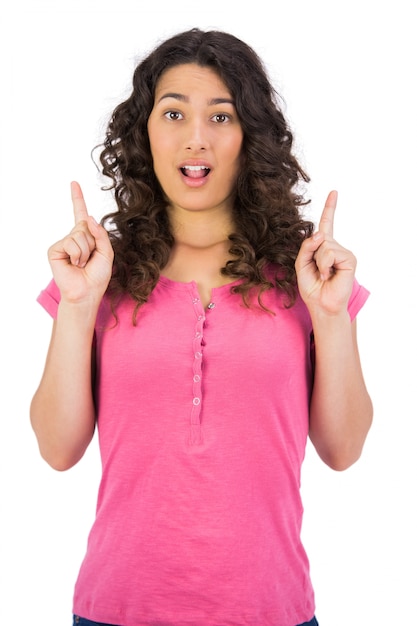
[{"xmin": 178, "ymin": 159, "xmax": 213, "ymax": 188}]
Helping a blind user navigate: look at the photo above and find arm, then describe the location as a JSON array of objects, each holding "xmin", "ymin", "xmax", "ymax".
[
  {"xmin": 308, "ymin": 312, "xmax": 372, "ymax": 470},
  {"xmin": 30, "ymin": 182, "xmax": 114, "ymax": 471},
  {"xmin": 295, "ymin": 191, "xmax": 373, "ymax": 471}
]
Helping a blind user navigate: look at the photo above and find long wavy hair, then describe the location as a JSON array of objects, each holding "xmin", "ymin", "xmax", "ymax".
[{"xmin": 98, "ymin": 28, "xmax": 314, "ymax": 320}]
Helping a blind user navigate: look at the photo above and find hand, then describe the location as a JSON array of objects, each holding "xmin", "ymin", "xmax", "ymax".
[
  {"xmin": 47, "ymin": 181, "xmax": 114, "ymax": 304},
  {"xmin": 295, "ymin": 191, "xmax": 357, "ymax": 316}
]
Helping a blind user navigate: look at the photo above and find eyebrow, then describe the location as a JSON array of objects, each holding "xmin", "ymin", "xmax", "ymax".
[{"xmin": 157, "ymin": 92, "xmax": 235, "ymax": 106}]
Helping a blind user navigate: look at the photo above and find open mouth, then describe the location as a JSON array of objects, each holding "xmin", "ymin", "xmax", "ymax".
[{"xmin": 180, "ymin": 165, "xmax": 211, "ymax": 179}]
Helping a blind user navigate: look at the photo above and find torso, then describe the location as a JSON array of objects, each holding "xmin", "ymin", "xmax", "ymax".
[{"xmin": 75, "ymin": 273, "xmax": 316, "ymax": 624}]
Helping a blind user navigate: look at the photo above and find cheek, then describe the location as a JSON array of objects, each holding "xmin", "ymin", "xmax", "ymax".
[
  {"xmin": 148, "ymin": 119, "xmax": 168, "ymax": 157},
  {"xmin": 225, "ymin": 137, "xmax": 243, "ymax": 176},
  {"xmin": 227, "ymin": 133, "xmax": 243, "ymax": 162},
  {"xmin": 148, "ymin": 127, "xmax": 162, "ymax": 156},
  {"xmin": 150, "ymin": 133, "xmax": 178, "ymax": 175},
  {"xmin": 149, "ymin": 138, "xmax": 170, "ymax": 178}
]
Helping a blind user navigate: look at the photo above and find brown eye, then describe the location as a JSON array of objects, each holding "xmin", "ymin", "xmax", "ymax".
[
  {"xmin": 164, "ymin": 111, "xmax": 183, "ymax": 121},
  {"xmin": 212, "ymin": 113, "xmax": 229, "ymax": 123}
]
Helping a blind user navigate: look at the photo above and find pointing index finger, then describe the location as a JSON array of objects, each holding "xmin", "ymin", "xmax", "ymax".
[
  {"xmin": 318, "ymin": 190, "xmax": 338, "ymax": 238},
  {"xmin": 70, "ymin": 180, "xmax": 89, "ymax": 224}
]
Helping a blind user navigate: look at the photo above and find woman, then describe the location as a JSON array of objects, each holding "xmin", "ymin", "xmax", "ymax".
[{"xmin": 30, "ymin": 28, "xmax": 373, "ymax": 626}]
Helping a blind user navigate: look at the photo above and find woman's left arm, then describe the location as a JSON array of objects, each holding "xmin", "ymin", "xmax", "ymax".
[{"xmin": 295, "ymin": 191, "xmax": 373, "ymax": 470}]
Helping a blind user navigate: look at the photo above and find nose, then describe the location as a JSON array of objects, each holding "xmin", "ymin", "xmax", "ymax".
[{"xmin": 185, "ymin": 118, "xmax": 209, "ymax": 151}]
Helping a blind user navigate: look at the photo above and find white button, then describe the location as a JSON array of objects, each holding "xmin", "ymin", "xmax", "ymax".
[
  {"xmin": 193, "ymin": 397, "xmax": 201, "ymax": 406},
  {"xmin": 193, "ymin": 374, "xmax": 201, "ymax": 383},
  {"xmin": 194, "ymin": 352, "xmax": 202, "ymax": 359},
  {"xmin": 192, "ymin": 297, "xmax": 199, "ymax": 304},
  {"xmin": 195, "ymin": 331, "xmax": 201, "ymax": 338},
  {"xmin": 207, "ymin": 302, "xmax": 215, "ymax": 309}
]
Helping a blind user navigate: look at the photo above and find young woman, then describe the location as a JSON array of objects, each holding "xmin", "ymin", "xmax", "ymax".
[{"xmin": 30, "ymin": 28, "xmax": 373, "ymax": 626}]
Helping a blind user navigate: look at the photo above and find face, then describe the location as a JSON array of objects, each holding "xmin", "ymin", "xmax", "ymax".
[{"xmin": 147, "ymin": 63, "xmax": 243, "ymax": 218}]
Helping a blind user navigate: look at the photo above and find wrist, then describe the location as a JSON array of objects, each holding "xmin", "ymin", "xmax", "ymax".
[
  {"xmin": 309, "ymin": 306, "xmax": 351, "ymax": 334},
  {"xmin": 56, "ymin": 297, "xmax": 101, "ymax": 329}
]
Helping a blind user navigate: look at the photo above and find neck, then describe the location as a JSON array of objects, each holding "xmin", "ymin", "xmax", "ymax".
[{"xmin": 167, "ymin": 206, "xmax": 234, "ymax": 249}]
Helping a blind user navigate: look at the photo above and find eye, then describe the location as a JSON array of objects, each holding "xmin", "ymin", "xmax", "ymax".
[
  {"xmin": 211, "ymin": 113, "xmax": 230, "ymax": 123},
  {"xmin": 164, "ymin": 110, "xmax": 183, "ymax": 121}
]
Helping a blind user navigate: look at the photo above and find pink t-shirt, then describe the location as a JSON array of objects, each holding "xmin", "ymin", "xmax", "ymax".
[{"xmin": 38, "ymin": 275, "xmax": 369, "ymax": 626}]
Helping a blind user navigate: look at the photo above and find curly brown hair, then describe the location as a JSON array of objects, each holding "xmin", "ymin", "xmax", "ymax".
[{"xmin": 98, "ymin": 28, "xmax": 314, "ymax": 320}]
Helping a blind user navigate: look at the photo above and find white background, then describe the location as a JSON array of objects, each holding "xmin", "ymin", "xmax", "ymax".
[{"xmin": 1, "ymin": 1, "xmax": 416, "ymax": 624}]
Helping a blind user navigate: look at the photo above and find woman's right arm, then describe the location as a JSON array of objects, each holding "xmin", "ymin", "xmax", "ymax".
[{"xmin": 30, "ymin": 182, "xmax": 114, "ymax": 470}]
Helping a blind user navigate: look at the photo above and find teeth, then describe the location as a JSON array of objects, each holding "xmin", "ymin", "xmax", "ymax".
[{"xmin": 182, "ymin": 165, "xmax": 209, "ymax": 171}]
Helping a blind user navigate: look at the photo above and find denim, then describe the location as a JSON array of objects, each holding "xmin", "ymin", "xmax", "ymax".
[
  {"xmin": 73, "ymin": 615, "xmax": 319, "ymax": 626},
  {"xmin": 73, "ymin": 617, "xmax": 118, "ymax": 626},
  {"xmin": 299, "ymin": 618, "xmax": 319, "ymax": 626}
]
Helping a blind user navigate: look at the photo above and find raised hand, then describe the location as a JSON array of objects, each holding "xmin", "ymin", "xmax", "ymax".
[
  {"xmin": 47, "ymin": 181, "xmax": 114, "ymax": 304},
  {"xmin": 295, "ymin": 191, "xmax": 357, "ymax": 316}
]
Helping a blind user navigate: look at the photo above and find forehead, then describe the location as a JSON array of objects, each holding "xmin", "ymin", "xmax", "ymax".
[{"xmin": 154, "ymin": 63, "xmax": 232, "ymax": 99}]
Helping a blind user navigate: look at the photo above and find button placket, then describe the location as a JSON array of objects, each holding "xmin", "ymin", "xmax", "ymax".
[{"xmin": 190, "ymin": 293, "xmax": 205, "ymax": 444}]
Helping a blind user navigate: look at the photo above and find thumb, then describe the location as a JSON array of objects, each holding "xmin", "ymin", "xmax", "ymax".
[
  {"xmin": 296, "ymin": 231, "xmax": 324, "ymax": 268},
  {"xmin": 87, "ymin": 215, "xmax": 114, "ymax": 260}
]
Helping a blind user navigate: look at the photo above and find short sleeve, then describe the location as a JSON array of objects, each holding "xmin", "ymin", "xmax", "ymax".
[
  {"xmin": 37, "ymin": 279, "xmax": 61, "ymax": 319},
  {"xmin": 348, "ymin": 279, "xmax": 370, "ymax": 321}
]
